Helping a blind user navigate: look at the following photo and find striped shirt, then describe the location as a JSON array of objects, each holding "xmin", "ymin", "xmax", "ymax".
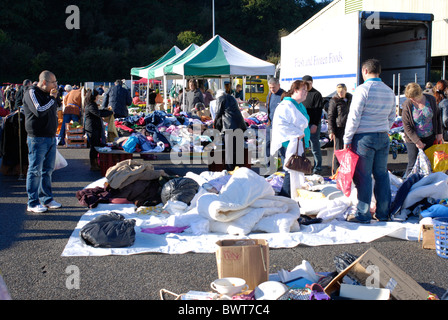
[
  {"xmin": 29, "ymin": 88, "xmax": 55, "ymax": 112},
  {"xmin": 343, "ymin": 78, "xmax": 396, "ymax": 145},
  {"xmin": 22, "ymin": 85, "xmax": 58, "ymax": 137}
]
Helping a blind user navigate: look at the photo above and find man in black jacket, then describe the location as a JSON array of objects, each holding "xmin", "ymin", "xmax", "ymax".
[
  {"xmin": 102, "ymin": 80, "xmax": 132, "ymax": 119},
  {"xmin": 302, "ymin": 75, "xmax": 323, "ymax": 173},
  {"xmin": 22, "ymin": 70, "xmax": 62, "ymax": 213},
  {"xmin": 213, "ymin": 90, "xmax": 247, "ymax": 170},
  {"xmin": 14, "ymin": 79, "xmax": 32, "ymax": 110}
]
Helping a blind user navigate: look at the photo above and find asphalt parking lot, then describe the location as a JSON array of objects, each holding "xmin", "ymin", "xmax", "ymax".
[{"xmin": 0, "ymin": 146, "xmax": 447, "ymax": 305}]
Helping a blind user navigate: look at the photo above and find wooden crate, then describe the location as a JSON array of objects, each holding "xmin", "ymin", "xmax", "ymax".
[
  {"xmin": 66, "ymin": 141, "xmax": 87, "ymax": 148},
  {"xmin": 66, "ymin": 133, "xmax": 85, "ymax": 141},
  {"xmin": 66, "ymin": 135, "xmax": 88, "ymax": 148},
  {"xmin": 65, "ymin": 123, "xmax": 84, "ymax": 134}
]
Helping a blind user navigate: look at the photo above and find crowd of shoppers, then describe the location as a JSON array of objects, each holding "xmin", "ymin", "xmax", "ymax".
[{"xmin": 1, "ymin": 63, "xmax": 447, "ymax": 220}]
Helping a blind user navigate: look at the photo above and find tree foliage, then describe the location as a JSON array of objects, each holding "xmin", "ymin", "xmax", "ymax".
[{"xmin": 0, "ymin": 0, "xmax": 329, "ymax": 84}]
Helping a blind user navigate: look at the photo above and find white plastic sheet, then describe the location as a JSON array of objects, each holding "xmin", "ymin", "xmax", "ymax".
[{"xmin": 61, "ymin": 203, "xmax": 421, "ymax": 257}]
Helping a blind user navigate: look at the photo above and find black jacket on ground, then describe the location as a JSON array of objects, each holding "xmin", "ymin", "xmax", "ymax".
[{"xmin": 22, "ymin": 85, "xmax": 58, "ymax": 137}]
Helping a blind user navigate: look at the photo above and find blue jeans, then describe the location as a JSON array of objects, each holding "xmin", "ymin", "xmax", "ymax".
[
  {"xmin": 26, "ymin": 137, "xmax": 57, "ymax": 207},
  {"xmin": 351, "ymin": 132, "xmax": 391, "ymax": 221},
  {"xmin": 58, "ymin": 114, "xmax": 80, "ymax": 145},
  {"xmin": 309, "ymin": 121, "xmax": 322, "ymax": 170}
]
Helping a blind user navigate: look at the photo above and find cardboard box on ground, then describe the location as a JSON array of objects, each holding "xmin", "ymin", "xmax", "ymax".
[
  {"xmin": 215, "ymin": 239, "xmax": 269, "ymax": 290},
  {"xmin": 419, "ymin": 224, "xmax": 436, "ymax": 250},
  {"xmin": 324, "ymin": 248, "xmax": 429, "ymax": 300}
]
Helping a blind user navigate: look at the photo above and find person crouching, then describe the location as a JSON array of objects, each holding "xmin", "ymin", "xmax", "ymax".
[{"xmin": 84, "ymin": 89, "xmax": 113, "ymax": 171}]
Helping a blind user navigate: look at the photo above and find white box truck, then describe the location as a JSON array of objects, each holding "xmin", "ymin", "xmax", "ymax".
[{"xmin": 280, "ymin": 11, "xmax": 434, "ymax": 100}]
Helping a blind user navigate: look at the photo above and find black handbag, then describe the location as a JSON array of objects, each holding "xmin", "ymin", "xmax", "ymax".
[{"xmin": 285, "ymin": 138, "xmax": 312, "ymax": 174}]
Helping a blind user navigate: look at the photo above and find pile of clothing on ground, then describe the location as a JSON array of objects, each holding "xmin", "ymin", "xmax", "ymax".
[
  {"xmin": 75, "ymin": 156, "xmax": 448, "ymax": 247},
  {"xmin": 76, "ymin": 163, "xmax": 301, "ymax": 239}
]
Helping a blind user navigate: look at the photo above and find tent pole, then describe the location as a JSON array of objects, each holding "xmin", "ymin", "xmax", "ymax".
[
  {"xmin": 17, "ymin": 109, "xmax": 25, "ymax": 180},
  {"xmin": 182, "ymin": 75, "xmax": 186, "ymax": 112},
  {"xmin": 243, "ymin": 76, "xmax": 246, "ymax": 101},
  {"xmin": 163, "ymin": 75, "xmax": 167, "ymax": 109},
  {"xmin": 131, "ymin": 75, "xmax": 134, "ymax": 98},
  {"xmin": 147, "ymin": 78, "xmax": 150, "ymax": 107}
]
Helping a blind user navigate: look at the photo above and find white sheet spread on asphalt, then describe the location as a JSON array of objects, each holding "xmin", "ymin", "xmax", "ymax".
[{"xmin": 61, "ymin": 202, "xmax": 421, "ymax": 257}]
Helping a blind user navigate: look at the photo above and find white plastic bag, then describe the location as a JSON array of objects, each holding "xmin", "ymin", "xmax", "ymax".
[
  {"xmin": 411, "ymin": 149, "xmax": 432, "ymax": 177},
  {"xmin": 54, "ymin": 149, "xmax": 68, "ymax": 170}
]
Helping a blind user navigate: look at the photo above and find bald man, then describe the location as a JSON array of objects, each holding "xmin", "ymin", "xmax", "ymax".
[{"xmin": 22, "ymin": 70, "xmax": 62, "ymax": 213}]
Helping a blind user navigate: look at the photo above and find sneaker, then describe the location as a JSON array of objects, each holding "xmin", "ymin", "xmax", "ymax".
[
  {"xmin": 27, "ymin": 204, "xmax": 48, "ymax": 213},
  {"xmin": 45, "ymin": 200, "xmax": 62, "ymax": 209}
]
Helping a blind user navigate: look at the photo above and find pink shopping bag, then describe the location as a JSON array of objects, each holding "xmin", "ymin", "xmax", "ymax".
[{"xmin": 334, "ymin": 149, "xmax": 359, "ymax": 197}]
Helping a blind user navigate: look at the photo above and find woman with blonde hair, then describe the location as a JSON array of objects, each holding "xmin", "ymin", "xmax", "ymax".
[
  {"xmin": 401, "ymin": 82, "xmax": 443, "ymax": 177},
  {"xmin": 327, "ymin": 83, "xmax": 352, "ymax": 169}
]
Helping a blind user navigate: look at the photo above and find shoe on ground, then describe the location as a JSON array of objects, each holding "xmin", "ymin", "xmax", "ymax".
[
  {"xmin": 27, "ymin": 204, "xmax": 48, "ymax": 213},
  {"xmin": 391, "ymin": 210, "xmax": 408, "ymax": 222},
  {"xmin": 346, "ymin": 213, "xmax": 370, "ymax": 224},
  {"xmin": 373, "ymin": 214, "xmax": 389, "ymax": 222},
  {"xmin": 90, "ymin": 164, "xmax": 101, "ymax": 171},
  {"xmin": 45, "ymin": 200, "xmax": 62, "ymax": 209}
]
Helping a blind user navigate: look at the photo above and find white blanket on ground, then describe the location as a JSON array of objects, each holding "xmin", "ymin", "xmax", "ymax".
[{"xmin": 195, "ymin": 167, "xmax": 300, "ymax": 235}]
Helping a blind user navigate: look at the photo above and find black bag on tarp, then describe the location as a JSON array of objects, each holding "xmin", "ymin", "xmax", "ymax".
[
  {"xmin": 80, "ymin": 212, "xmax": 136, "ymax": 248},
  {"xmin": 160, "ymin": 177, "xmax": 199, "ymax": 205}
]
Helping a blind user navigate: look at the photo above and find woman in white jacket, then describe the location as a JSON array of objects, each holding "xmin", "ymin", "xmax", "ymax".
[{"xmin": 270, "ymin": 80, "xmax": 310, "ymax": 199}]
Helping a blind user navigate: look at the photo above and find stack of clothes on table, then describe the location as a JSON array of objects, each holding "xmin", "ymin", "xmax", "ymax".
[{"xmin": 107, "ymin": 109, "xmax": 270, "ymax": 163}]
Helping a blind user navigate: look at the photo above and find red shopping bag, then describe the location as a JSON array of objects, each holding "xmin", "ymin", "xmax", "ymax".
[{"xmin": 334, "ymin": 149, "xmax": 359, "ymax": 197}]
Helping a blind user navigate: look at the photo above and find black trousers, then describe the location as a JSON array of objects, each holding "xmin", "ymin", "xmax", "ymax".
[
  {"xmin": 332, "ymin": 127, "xmax": 345, "ymax": 170},
  {"xmin": 88, "ymin": 131, "xmax": 102, "ymax": 164}
]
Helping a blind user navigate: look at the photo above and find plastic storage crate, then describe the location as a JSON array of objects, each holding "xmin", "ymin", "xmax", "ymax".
[{"xmin": 433, "ymin": 217, "xmax": 448, "ymax": 259}]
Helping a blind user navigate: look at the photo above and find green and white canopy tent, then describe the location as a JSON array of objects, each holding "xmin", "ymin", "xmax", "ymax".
[
  {"xmin": 130, "ymin": 46, "xmax": 181, "ymax": 103},
  {"xmin": 151, "ymin": 43, "xmax": 200, "ymax": 103},
  {"xmin": 130, "ymin": 45, "xmax": 181, "ymax": 78},
  {"xmin": 161, "ymin": 35, "xmax": 275, "ymax": 106},
  {"xmin": 153, "ymin": 43, "xmax": 200, "ymax": 79},
  {"xmin": 167, "ymin": 35, "xmax": 275, "ymax": 77}
]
